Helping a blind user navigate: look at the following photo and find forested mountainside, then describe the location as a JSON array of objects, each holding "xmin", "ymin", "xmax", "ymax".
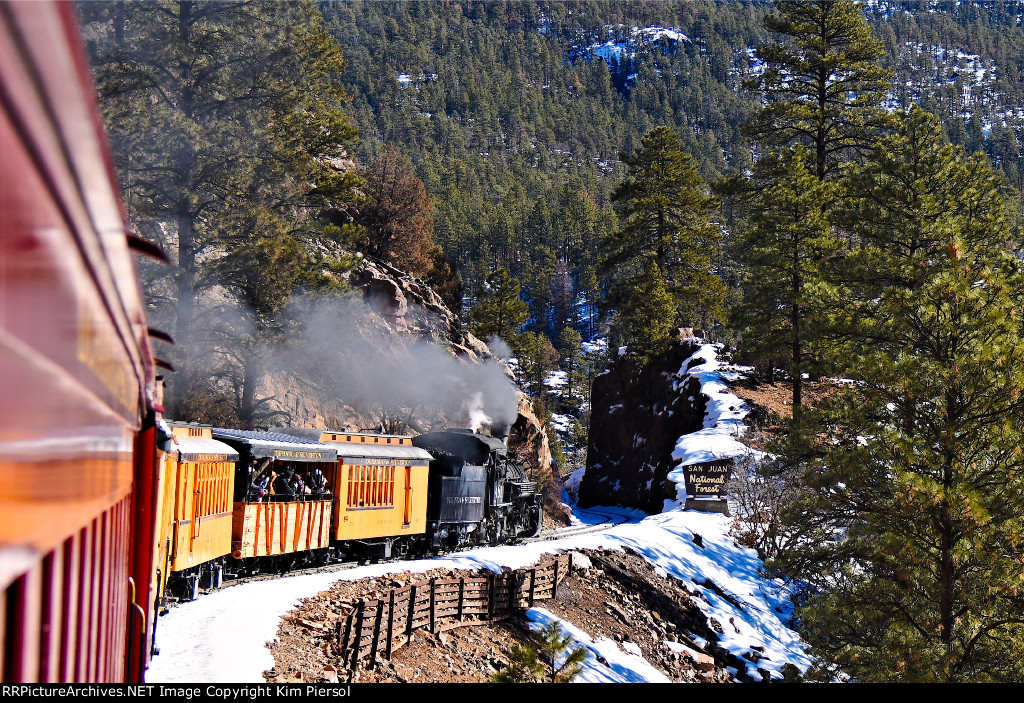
[
  {"xmin": 81, "ymin": 1, "xmax": 1024, "ymax": 434},
  {"xmin": 325, "ymin": 0, "xmax": 1024, "ymax": 317}
]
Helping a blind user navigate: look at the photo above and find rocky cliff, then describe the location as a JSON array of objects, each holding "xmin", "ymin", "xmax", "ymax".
[{"xmin": 578, "ymin": 340, "xmax": 706, "ymax": 513}]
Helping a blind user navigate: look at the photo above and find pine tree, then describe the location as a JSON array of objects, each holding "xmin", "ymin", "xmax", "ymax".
[
  {"xmin": 747, "ymin": 0, "xmax": 892, "ymax": 180},
  {"xmin": 608, "ymin": 261, "xmax": 680, "ymax": 365},
  {"xmin": 355, "ymin": 147, "xmax": 439, "ymax": 278},
  {"xmin": 775, "ymin": 108, "xmax": 1024, "ymax": 682},
  {"xmin": 557, "ymin": 327, "xmax": 584, "ymax": 412},
  {"xmin": 536, "ymin": 621, "xmax": 587, "ymax": 683},
  {"xmin": 81, "ymin": 1, "xmax": 363, "ymax": 422},
  {"xmin": 730, "ymin": 0, "xmax": 892, "ymax": 409},
  {"xmin": 490, "ymin": 621, "xmax": 586, "ymax": 683},
  {"xmin": 490, "ymin": 643, "xmax": 545, "ymax": 683},
  {"xmin": 515, "ymin": 331, "xmax": 559, "ymax": 403},
  {"xmin": 731, "ymin": 148, "xmax": 841, "ymax": 407},
  {"xmin": 467, "ymin": 268, "xmax": 529, "ymax": 346},
  {"xmin": 602, "ymin": 126, "xmax": 723, "ymax": 351}
]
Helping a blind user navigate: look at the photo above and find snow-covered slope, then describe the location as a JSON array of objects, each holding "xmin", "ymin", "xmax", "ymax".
[
  {"xmin": 666, "ymin": 343, "xmax": 763, "ymax": 509},
  {"xmin": 148, "ymin": 508, "xmax": 808, "ymax": 683}
]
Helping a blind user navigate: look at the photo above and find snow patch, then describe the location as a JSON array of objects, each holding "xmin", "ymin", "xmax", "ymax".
[{"xmin": 666, "ymin": 344, "xmax": 763, "ymax": 502}]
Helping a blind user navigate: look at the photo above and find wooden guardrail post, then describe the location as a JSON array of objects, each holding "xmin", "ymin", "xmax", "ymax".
[
  {"xmin": 386, "ymin": 590, "xmax": 396, "ymax": 660},
  {"xmin": 487, "ymin": 573, "xmax": 494, "ymax": 621},
  {"xmin": 552, "ymin": 557, "xmax": 559, "ymax": 598},
  {"xmin": 403, "ymin": 581, "xmax": 411, "ymax": 642},
  {"xmin": 457, "ymin": 577, "xmax": 465, "ymax": 621},
  {"xmin": 351, "ymin": 601, "xmax": 365, "ymax": 670},
  {"xmin": 340, "ymin": 610, "xmax": 353, "ymax": 667},
  {"xmin": 528, "ymin": 568, "xmax": 536, "ymax": 607},
  {"xmin": 429, "ymin": 578, "xmax": 436, "ymax": 633},
  {"xmin": 369, "ymin": 601, "xmax": 383, "ymax": 669}
]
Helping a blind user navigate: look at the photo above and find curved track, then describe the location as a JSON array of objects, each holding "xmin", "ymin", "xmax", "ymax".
[
  {"xmin": 529, "ymin": 505, "xmax": 632, "ymax": 542},
  {"xmin": 176, "ymin": 505, "xmax": 629, "ymax": 602}
]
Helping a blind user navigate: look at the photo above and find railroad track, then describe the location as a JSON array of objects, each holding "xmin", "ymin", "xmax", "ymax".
[
  {"xmin": 173, "ymin": 507, "xmax": 630, "ymax": 604},
  {"xmin": 529, "ymin": 506, "xmax": 632, "ymax": 542}
]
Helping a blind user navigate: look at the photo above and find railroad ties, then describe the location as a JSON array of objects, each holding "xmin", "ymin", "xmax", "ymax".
[{"xmin": 338, "ymin": 553, "xmax": 574, "ymax": 673}]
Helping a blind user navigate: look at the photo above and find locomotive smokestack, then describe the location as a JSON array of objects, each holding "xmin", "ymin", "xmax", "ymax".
[{"xmin": 464, "ymin": 393, "xmax": 513, "ymax": 442}]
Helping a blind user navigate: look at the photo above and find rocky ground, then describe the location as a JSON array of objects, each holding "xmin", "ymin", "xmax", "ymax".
[
  {"xmin": 728, "ymin": 377, "xmax": 834, "ymax": 451},
  {"xmin": 264, "ymin": 547, "xmax": 796, "ymax": 684}
]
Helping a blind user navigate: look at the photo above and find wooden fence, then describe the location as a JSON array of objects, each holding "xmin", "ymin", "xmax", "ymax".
[{"xmin": 338, "ymin": 553, "xmax": 573, "ymax": 672}]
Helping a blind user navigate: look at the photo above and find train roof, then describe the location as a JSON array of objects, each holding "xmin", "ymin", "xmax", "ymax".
[
  {"xmin": 273, "ymin": 427, "xmax": 433, "ymax": 462},
  {"xmin": 210, "ymin": 428, "xmax": 337, "ymax": 462},
  {"xmin": 334, "ymin": 443, "xmax": 433, "ymax": 462},
  {"xmin": 412, "ymin": 429, "xmax": 507, "ymax": 465},
  {"xmin": 172, "ymin": 437, "xmax": 238, "ymax": 463},
  {"xmin": 274, "ymin": 427, "xmax": 411, "ymax": 442}
]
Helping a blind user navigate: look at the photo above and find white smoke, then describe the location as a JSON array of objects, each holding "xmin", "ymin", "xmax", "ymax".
[
  {"xmin": 486, "ymin": 336, "xmax": 513, "ymax": 360},
  {"xmin": 465, "ymin": 392, "xmax": 491, "ymax": 433},
  {"xmin": 269, "ymin": 295, "xmax": 520, "ymax": 433}
]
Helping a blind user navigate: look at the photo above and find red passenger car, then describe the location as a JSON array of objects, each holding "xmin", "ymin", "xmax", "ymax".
[{"xmin": 0, "ymin": 1, "xmax": 159, "ymax": 682}]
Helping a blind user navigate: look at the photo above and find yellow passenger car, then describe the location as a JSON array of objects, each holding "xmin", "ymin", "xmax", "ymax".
[
  {"xmin": 157, "ymin": 424, "xmax": 239, "ymax": 598},
  {"xmin": 276, "ymin": 429, "xmax": 433, "ymax": 557}
]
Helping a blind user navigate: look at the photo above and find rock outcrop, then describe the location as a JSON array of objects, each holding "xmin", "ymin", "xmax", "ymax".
[
  {"xmin": 349, "ymin": 258, "xmax": 490, "ymax": 359},
  {"xmin": 578, "ymin": 340, "xmax": 706, "ymax": 513}
]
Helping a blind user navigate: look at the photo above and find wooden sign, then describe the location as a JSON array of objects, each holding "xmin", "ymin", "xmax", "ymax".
[{"xmin": 683, "ymin": 459, "xmax": 733, "ymax": 499}]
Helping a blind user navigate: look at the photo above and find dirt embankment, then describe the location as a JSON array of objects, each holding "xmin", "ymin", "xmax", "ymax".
[
  {"xmin": 728, "ymin": 377, "xmax": 836, "ymax": 451},
  {"xmin": 265, "ymin": 548, "xmax": 784, "ymax": 684}
]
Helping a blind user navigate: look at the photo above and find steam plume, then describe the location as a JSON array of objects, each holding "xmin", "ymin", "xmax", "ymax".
[{"xmin": 271, "ymin": 296, "xmax": 519, "ymax": 433}]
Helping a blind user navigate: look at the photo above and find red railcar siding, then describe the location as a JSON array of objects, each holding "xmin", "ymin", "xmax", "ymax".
[{"xmin": 0, "ymin": 2, "xmax": 156, "ymax": 684}]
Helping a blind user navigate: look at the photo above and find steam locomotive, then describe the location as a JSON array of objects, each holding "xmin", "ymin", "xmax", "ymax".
[{"xmin": 412, "ymin": 429, "xmax": 544, "ymax": 549}]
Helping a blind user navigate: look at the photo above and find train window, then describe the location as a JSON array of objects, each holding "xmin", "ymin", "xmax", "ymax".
[
  {"xmin": 387, "ymin": 438, "xmax": 392, "ymax": 444},
  {"xmin": 345, "ymin": 463, "xmax": 396, "ymax": 508}
]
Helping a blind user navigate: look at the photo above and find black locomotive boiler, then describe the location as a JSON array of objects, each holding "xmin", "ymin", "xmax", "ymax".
[{"xmin": 413, "ymin": 429, "xmax": 543, "ymax": 550}]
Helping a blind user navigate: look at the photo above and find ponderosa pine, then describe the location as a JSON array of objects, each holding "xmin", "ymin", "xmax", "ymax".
[
  {"xmin": 747, "ymin": 0, "xmax": 892, "ymax": 181},
  {"xmin": 732, "ymin": 0, "xmax": 891, "ymax": 409},
  {"xmin": 602, "ymin": 126, "xmax": 723, "ymax": 354},
  {"xmin": 777, "ymin": 108, "xmax": 1024, "ymax": 682}
]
